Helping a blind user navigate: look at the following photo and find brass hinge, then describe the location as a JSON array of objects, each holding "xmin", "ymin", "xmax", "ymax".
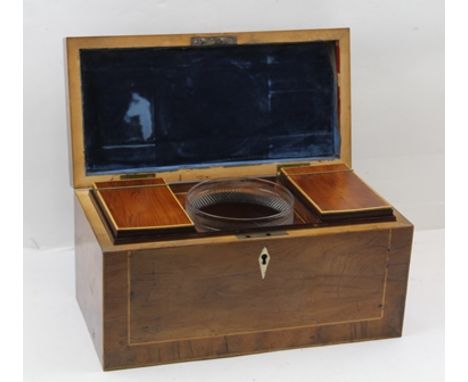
[
  {"xmin": 276, "ymin": 162, "xmax": 310, "ymax": 175},
  {"xmin": 120, "ymin": 173, "xmax": 156, "ymax": 180}
]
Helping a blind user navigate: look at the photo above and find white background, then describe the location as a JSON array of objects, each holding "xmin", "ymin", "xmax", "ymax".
[
  {"xmin": 19, "ymin": 1, "xmax": 448, "ymax": 381},
  {"xmin": 23, "ymin": 0, "xmax": 444, "ymax": 250}
]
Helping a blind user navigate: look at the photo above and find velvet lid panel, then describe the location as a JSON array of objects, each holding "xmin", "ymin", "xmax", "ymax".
[{"xmin": 80, "ymin": 40, "xmax": 340, "ymax": 175}]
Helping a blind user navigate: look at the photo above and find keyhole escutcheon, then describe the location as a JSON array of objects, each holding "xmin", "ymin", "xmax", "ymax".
[{"xmin": 259, "ymin": 247, "xmax": 270, "ymax": 279}]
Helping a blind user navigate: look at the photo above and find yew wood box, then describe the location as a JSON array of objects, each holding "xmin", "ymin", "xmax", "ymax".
[{"xmin": 66, "ymin": 28, "xmax": 413, "ymax": 370}]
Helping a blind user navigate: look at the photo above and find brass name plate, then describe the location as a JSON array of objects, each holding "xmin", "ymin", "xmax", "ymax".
[{"xmin": 191, "ymin": 35, "xmax": 237, "ymax": 47}]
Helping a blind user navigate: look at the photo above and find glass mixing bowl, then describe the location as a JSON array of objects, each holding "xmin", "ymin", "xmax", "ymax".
[{"xmin": 185, "ymin": 178, "xmax": 294, "ymax": 232}]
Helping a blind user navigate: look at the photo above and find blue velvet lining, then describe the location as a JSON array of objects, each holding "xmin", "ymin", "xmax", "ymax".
[{"xmin": 80, "ymin": 41, "xmax": 340, "ymax": 175}]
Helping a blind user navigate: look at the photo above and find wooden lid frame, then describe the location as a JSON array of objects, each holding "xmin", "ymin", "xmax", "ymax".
[{"xmin": 66, "ymin": 28, "xmax": 351, "ymax": 189}]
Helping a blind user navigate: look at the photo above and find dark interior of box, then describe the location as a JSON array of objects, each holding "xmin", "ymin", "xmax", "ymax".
[{"xmin": 80, "ymin": 41, "xmax": 340, "ymax": 175}]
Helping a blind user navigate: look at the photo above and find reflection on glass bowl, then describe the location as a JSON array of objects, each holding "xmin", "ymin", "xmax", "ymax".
[{"xmin": 185, "ymin": 178, "xmax": 294, "ymax": 232}]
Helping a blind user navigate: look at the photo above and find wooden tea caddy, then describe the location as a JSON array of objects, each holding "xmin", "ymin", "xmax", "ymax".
[{"xmin": 66, "ymin": 28, "xmax": 414, "ymax": 370}]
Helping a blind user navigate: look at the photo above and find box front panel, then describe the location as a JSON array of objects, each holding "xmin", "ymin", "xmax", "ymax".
[{"xmin": 128, "ymin": 230, "xmax": 389, "ymax": 345}]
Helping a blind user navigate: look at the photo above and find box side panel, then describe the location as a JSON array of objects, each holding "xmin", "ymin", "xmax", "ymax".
[
  {"xmin": 101, "ymin": 226, "xmax": 415, "ymax": 370},
  {"xmin": 75, "ymin": 194, "xmax": 104, "ymax": 365},
  {"xmin": 341, "ymin": 225, "xmax": 414, "ymax": 341},
  {"xmin": 382, "ymin": 225, "xmax": 414, "ymax": 336}
]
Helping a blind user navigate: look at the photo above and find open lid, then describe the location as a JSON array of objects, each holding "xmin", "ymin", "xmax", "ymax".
[{"xmin": 66, "ymin": 28, "xmax": 351, "ymax": 188}]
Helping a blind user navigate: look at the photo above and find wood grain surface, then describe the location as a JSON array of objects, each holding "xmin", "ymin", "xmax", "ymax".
[
  {"xmin": 281, "ymin": 164, "xmax": 394, "ymax": 220},
  {"xmin": 129, "ymin": 230, "xmax": 388, "ymax": 344},
  {"xmin": 74, "ymin": 191, "xmax": 413, "ymax": 370},
  {"xmin": 101, "ymin": 225, "xmax": 412, "ymax": 370},
  {"xmin": 93, "ymin": 178, "xmax": 194, "ymax": 239}
]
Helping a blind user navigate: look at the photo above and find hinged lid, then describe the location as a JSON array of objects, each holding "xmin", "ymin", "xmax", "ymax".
[{"xmin": 66, "ymin": 28, "xmax": 351, "ymax": 188}]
